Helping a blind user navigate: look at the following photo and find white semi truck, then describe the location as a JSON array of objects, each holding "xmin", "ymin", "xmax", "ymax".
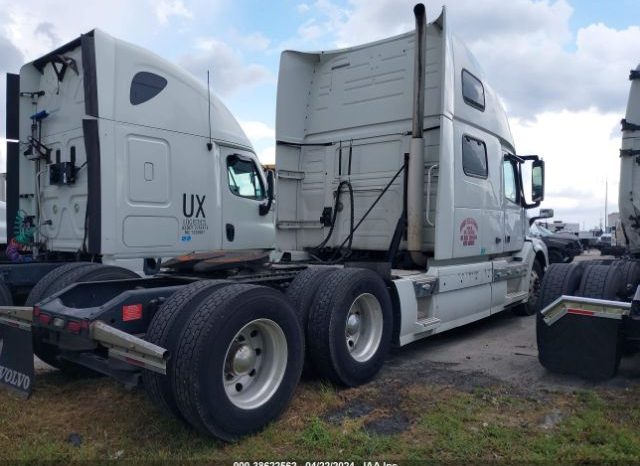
[
  {"xmin": 0, "ymin": 5, "xmax": 548, "ymax": 441},
  {"xmin": 537, "ymin": 64, "xmax": 640, "ymax": 380}
]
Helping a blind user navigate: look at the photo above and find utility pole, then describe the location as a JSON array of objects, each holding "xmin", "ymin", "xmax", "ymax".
[{"xmin": 605, "ymin": 178, "xmax": 608, "ymax": 231}]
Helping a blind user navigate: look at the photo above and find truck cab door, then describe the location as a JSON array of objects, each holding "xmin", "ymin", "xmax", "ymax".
[
  {"xmin": 502, "ymin": 155, "xmax": 525, "ymax": 252},
  {"xmin": 219, "ymin": 148, "xmax": 275, "ymax": 250}
]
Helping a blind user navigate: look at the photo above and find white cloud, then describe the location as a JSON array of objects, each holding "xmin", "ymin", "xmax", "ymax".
[
  {"xmin": 181, "ymin": 38, "xmax": 273, "ymax": 96},
  {"xmin": 241, "ymin": 121, "xmax": 276, "ymax": 165},
  {"xmin": 511, "ymin": 108, "xmax": 621, "ymax": 228},
  {"xmin": 34, "ymin": 22, "xmax": 59, "ymax": 47},
  {"xmin": 155, "ymin": 0, "xmax": 193, "ymax": 25},
  {"xmin": 258, "ymin": 146, "xmax": 275, "ymax": 166},
  {"xmin": 240, "ymin": 121, "xmax": 275, "ymax": 141},
  {"xmin": 236, "ymin": 31, "xmax": 271, "ymax": 52},
  {"xmin": 297, "ymin": 3, "xmax": 310, "ymax": 14}
]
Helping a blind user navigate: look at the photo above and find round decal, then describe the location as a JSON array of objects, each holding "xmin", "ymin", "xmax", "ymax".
[{"xmin": 459, "ymin": 217, "xmax": 478, "ymax": 246}]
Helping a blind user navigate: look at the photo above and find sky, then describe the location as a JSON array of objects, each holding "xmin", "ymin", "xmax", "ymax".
[{"xmin": 0, "ymin": 0, "xmax": 639, "ymax": 229}]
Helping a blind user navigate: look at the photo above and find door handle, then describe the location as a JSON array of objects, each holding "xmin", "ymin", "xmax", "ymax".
[
  {"xmin": 505, "ymin": 235, "xmax": 511, "ymax": 243},
  {"xmin": 495, "ymin": 237, "xmax": 502, "ymax": 244}
]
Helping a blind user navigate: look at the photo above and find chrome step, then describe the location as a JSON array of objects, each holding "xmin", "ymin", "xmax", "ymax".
[
  {"xmin": 415, "ymin": 316, "xmax": 441, "ymax": 333},
  {"xmin": 505, "ymin": 290, "xmax": 529, "ymax": 304}
]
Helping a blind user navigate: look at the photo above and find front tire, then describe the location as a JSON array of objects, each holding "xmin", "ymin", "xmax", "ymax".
[{"xmin": 512, "ymin": 260, "xmax": 543, "ymax": 316}]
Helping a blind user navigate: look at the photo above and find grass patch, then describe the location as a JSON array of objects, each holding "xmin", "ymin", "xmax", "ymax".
[{"xmin": 0, "ymin": 371, "xmax": 639, "ymax": 462}]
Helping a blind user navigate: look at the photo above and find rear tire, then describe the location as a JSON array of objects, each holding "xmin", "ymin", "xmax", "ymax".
[
  {"xmin": 143, "ymin": 279, "xmax": 232, "ymax": 419},
  {"xmin": 29, "ymin": 263, "xmax": 139, "ymax": 373},
  {"xmin": 172, "ymin": 284, "xmax": 303, "ymax": 441},
  {"xmin": 307, "ymin": 268, "xmax": 392, "ymax": 387},
  {"xmin": 576, "ymin": 264, "xmax": 622, "ymax": 300},
  {"xmin": 285, "ymin": 266, "xmax": 336, "ymax": 376},
  {"xmin": 616, "ymin": 260, "xmax": 640, "ymax": 299},
  {"xmin": 25, "ymin": 262, "xmax": 94, "ymax": 307}
]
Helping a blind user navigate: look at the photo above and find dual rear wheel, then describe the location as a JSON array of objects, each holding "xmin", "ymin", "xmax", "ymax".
[
  {"xmin": 144, "ymin": 282, "xmax": 304, "ymax": 441},
  {"xmin": 144, "ymin": 267, "xmax": 393, "ymax": 440}
]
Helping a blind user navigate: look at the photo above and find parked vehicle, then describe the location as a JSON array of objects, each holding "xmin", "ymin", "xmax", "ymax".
[
  {"xmin": 529, "ymin": 222, "xmax": 582, "ymax": 263},
  {"xmin": 0, "ymin": 4, "xmax": 548, "ymax": 440},
  {"xmin": 537, "ymin": 63, "xmax": 640, "ymax": 380},
  {"xmin": 578, "ymin": 229, "xmax": 600, "ymax": 249}
]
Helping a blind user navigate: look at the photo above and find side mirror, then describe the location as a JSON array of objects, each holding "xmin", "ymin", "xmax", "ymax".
[
  {"xmin": 528, "ymin": 206, "xmax": 553, "ymax": 226},
  {"xmin": 538, "ymin": 208, "xmax": 553, "ymax": 219},
  {"xmin": 531, "ymin": 159, "xmax": 545, "ymax": 203},
  {"xmin": 259, "ymin": 170, "xmax": 274, "ymax": 216}
]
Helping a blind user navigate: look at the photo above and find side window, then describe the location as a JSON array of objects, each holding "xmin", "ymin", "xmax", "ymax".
[
  {"xmin": 462, "ymin": 69, "xmax": 485, "ymax": 111},
  {"xmin": 227, "ymin": 155, "xmax": 265, "ymax": 200},
  {"xmin": 462, "ymin": 135, "xmax": 488, "ymax": 179},
  {"xmin": 503, "ymin": 158, "xmax": 518, "ymax": 204},
  {"xmin": 130, "ymin": 72, "xmax": 167, "ymax": 105}
]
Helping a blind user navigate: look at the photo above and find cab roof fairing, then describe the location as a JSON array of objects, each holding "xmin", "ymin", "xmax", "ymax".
[
  {"xmin": 21, "ymin": 28, "xmax": 254, "ymax": 152},
  {"xmin": 275, "ymin": 6, "xmax": 516, "ymax": 154}
]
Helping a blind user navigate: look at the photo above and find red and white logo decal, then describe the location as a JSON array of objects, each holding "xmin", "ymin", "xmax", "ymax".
[{"xmin": 459, "ymin": 217, "xmax": 479, "ymax": 246}]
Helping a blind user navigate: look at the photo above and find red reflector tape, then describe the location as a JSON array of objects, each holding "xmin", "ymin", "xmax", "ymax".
[
  {"xmin": 567, "ymin": 308, "xmax": 595, "ymax": 316},
  {"xmin": 122, "ymin": 304, "xmax": 143, "ymax": 321}
]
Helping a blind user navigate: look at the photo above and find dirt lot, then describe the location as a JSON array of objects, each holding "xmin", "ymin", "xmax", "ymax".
[{"xmin": 5, "ymin": 251, "xmax": 639, "ymax": 462}]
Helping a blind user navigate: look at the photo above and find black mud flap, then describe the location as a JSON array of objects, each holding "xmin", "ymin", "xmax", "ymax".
[
  {"xmin": 0, "ymin": 324, "xmax": 34, "ymax": 397},
  {"xmin": 538, "ymin": 312, "xmax": 622, "ymax": 380}
]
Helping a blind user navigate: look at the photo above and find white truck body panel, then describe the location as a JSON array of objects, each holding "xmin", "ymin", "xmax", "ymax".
[{"xmin": 619, "ymin": 64, "xmax": 640, "ymax": 253}]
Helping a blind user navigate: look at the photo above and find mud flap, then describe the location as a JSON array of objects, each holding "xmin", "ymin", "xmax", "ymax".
[
  {"xmin": 0, "ymin": 323, "xmax": 34, "ymax": 397},
  {"xmin": 538, "ymin": 312, "xmax": 622, "ymax": 380}
]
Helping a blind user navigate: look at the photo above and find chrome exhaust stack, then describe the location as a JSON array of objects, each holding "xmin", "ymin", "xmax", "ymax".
[{"xmin": 407, "ymin": 3, "xmax": 427, "ymax": 266}]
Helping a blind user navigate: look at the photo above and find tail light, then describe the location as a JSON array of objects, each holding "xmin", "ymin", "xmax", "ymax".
[
  {"xmin": 37, "ymin": 312, "xmax": 52, "ymax": 325},
  {"xmin": 66, "ymin": 320, "xmax": 88, "ymax": 334}
]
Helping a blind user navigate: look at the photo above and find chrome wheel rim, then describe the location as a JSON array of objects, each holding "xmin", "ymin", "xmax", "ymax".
[
  {"xmin": 344, "ymin": 293, "xmax": 383, "ymax": 362},
  {"xmin": 222, "ymin": 318, "xmax": 288, "ymax": 410}
]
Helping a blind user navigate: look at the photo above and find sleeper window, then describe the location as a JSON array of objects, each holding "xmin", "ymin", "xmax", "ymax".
[
  {"xmin": 227, "ymin": 156, "xmax": 265, "ymax": 200},
  {"xmin": 462, "ymin": 135, "xmax": 488, "ymax": 179},
  {"xmin": 130, "ymin": 72, "xmax": 167, "ymax": 105},
  {"xmin": 462, "ymin": 69, "xmax": 485, "ymax": 111}
]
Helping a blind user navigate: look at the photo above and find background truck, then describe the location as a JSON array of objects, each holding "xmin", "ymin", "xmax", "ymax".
[
  {"xmin": 537, "ymin": 64, "xmax": 640, "ymax": 380},
  {"xmin": 0, "ymin": 25, "xmax": 276, "ymax": 304},
  {"xmin": 0, "ymin": 4, "xmax": 548, "ymax": 441}
]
